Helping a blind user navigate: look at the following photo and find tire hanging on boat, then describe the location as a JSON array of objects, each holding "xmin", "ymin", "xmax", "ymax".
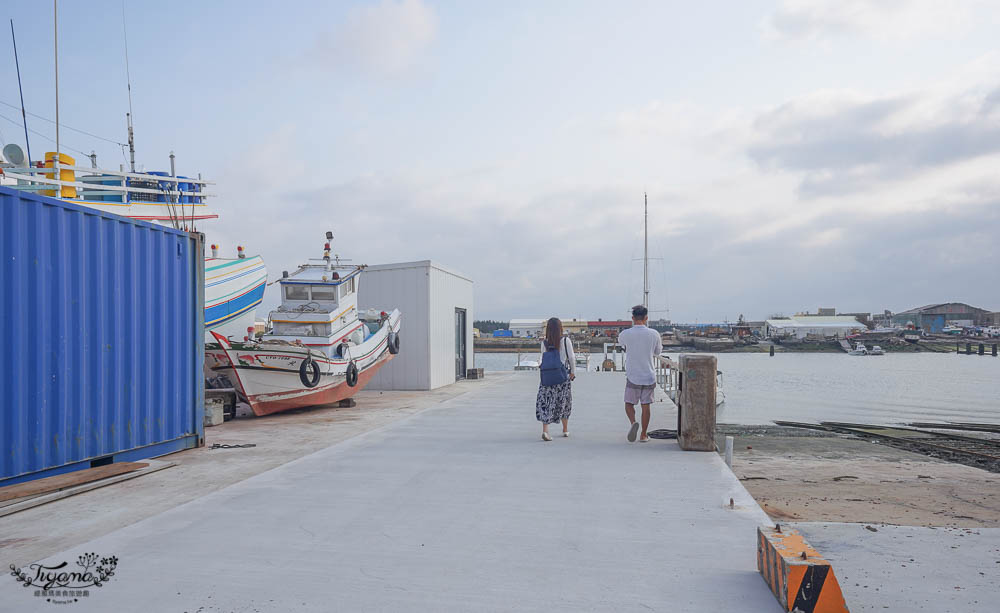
[
  {"xmin": 346, "ymin": 361, "xmax": 359, "ymax": 387},
  {"xmin": 388, "ymin": 331, "xmax": 400, "ymax": 355},
  {"xmin": 299, "ymin": 355, "xmax": 321, "ymax": 388}
]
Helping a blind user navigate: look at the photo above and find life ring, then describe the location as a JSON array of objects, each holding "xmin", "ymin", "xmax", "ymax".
[
  {"xmin": 299, "ymin": 355, "xmax": 321, "ymax": 388},
  {"xmin": 388, "ymin": 332, "xmax": 400, "ymax": 355},
  {"xmin": 346, "ymin": 361, "xmax": 359, "ymax": 387}
]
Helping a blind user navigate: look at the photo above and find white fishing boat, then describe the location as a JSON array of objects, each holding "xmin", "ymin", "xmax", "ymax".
[
  {"xmin": 514, "ymin": 354, "xmax": 540, "ymax": 370},
  {"xmin": 848, "ymin": 342, "xmax": 868, "ymax": 356},
  {"xmin": 869, "ymin": 345, "xmax": 885, "ymax": 356},
  {"xmin": 207, "ymin": 234, "xmax": 401, "ymax": 416}
]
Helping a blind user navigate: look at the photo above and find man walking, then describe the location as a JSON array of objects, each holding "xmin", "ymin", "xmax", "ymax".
[{"xmin": 618, "ymin": 305, "xmax": 662, "ymax": 443}]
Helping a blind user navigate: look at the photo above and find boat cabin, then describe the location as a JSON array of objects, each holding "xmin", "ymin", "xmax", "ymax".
[{"xmin": 265, "ymin": 263, "xmax": 366, "ymax": 355}]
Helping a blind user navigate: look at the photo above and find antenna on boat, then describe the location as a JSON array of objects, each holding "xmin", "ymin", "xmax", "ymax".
[
  {"xmin": 53, "ymin": 0, "xmax": 60, "ymax": 165},
  {"xmin": 122, "ymin": 0, "xmax": 136, "ymax": 172},
  {"xmin": 9, "ymin": 19, "xmax": 33, "ymax": 164}
]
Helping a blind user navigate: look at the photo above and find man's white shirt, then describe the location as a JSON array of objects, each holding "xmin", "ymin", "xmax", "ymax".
[{"xmin": 618, "ymin": 324, "xmax": 662, "ymax": 385}]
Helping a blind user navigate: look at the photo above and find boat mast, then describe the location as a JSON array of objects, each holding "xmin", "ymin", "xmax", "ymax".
[
  {"xmin": 10, "ymin": 20, "xmax": 33, "ymax": 164},
  {"xmin": 122, "ymin": 0, "xmax": 136, "ymax": 172},
  {"xmin": 643, "ymin": 192, "xmax": 649, "ymax": 309},
  {"xmin": 53, "ymin": 0, "xmax": 60, "ymax": 164}
]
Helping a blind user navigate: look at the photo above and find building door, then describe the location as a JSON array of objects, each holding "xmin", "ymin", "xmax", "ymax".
[{"xmin": 455, "ymin": 308, "xmax": 467, "ymax": 380}]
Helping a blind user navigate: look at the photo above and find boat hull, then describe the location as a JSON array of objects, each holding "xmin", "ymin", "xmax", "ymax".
[
  {"xmin": 212, "ymin": 310, "xmax": 401, "ymax": 416},
  {"xmin": 204, "ymin": 256, "xmax": 267, "ymax": 342},
  {"xmin": 243, "ymin": 351, "xmax": 393, "ymax": 415}
]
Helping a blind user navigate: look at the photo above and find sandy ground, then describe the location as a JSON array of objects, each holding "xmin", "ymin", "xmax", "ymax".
[
  {"xmin": 0, "ymin": 378, "xmax": 490, "ymax": 567},
  {"xmin": 716, "ymin": 427, "xmax": 1000, "ymax": 528}
]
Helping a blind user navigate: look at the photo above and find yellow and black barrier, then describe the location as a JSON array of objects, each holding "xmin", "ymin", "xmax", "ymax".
[{"xmin": 757, "ymin": 525, "xmax": 849, "ymax": 612}]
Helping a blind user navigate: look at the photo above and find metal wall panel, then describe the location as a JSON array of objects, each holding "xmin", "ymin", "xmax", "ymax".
[
  {"xmin": 358, "ymin": 262, "xmax": 430, "ymax": 390},
  {"xmin": 358, "ymin": 261, "xmax": 473, "ymax": 390},
  {"xmin": 0, "ymin": 187, "xmax": 204, "ymax": 485},
  {"xmin": 428, "ymin": 265, "xmax": 474, "ymax": 389}
]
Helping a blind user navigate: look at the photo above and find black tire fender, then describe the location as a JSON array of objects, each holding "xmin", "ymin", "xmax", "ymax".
[
  {"xmin": 346, "ymin": 361, "xmax": 359, "ymax": 387},
  {"xmin": 337, "ymin": 342, "xmax": 351, "ymax": 359},
  {"xmin": 299, "ymin": 355, "xmax": 321, "ymax": 388},
  {"xmin": 388, "ymin": 331, "xmax": 400, "ymax": 355}
]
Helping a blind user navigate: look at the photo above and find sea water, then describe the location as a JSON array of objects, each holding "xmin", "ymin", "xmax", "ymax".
[{"xmin": 474, "ymin": 351, "xmax": 1000, "ymax": 426}]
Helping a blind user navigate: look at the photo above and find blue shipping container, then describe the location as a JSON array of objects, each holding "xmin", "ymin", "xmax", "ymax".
[
  {"xmin": 493, "ymin": 329, "xmax": 513, "ymax": 337},
  {"xmin": 0, "ymin": 186, "xmax": 204, "ymax": 485}
]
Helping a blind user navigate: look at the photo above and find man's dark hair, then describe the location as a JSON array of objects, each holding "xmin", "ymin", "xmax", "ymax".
[{"xmin": 631, "ymin": 305, "xmax": 648, "ymax": 319}]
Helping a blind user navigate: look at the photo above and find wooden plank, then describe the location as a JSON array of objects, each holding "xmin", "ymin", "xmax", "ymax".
[
  {"xmin": 0, "ymin": 462, "xmax": 149, "ymax": 503},
  {"xmin": 0, "ymin": 461, "xmax": 174, "ymax": 518}
]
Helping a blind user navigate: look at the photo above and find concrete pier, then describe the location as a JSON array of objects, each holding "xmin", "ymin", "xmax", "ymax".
[{"xmin": 5, "ymin": 373, "xmax": 780, "ymax": 612}]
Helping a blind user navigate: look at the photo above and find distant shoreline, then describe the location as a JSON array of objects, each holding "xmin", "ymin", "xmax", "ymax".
[{"xmin": 474, "ymin": 338, "xmax": 972, "ymax": 354}]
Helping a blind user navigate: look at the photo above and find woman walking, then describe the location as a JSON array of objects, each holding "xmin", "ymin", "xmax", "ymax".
[{"xmin": 535, "ymin": 317, "xmax": 576, "ymax": 441}]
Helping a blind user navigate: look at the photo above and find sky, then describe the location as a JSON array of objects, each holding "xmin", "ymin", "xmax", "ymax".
[{"xmin": 2, "ymin": 0, "xmax": 999, "ymax": 323}]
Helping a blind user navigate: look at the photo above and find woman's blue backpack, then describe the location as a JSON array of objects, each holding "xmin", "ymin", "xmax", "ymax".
[{"xmin": 539, "ymin": 340, "xmax": 569, "ymax": 386}]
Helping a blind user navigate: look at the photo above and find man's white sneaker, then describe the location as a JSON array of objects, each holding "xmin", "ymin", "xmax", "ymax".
[{"xmin": 627, "ymin": 421, "xmax": 640, "ymax": 442}]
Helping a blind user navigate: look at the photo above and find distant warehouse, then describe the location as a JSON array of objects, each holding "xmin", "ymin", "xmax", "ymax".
[
  {"xmin": 765, "ymin": 316, "xmax": 865, "ymax": 339},
  {"xmin": 509, "ymin": 318, "xmax": 546, "ymax": 338},
  {"xmin": 891, "ymin": 303, "xmax": 992, "ymax": 333}
]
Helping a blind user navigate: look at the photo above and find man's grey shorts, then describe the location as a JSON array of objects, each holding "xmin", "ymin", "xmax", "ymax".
[{"xmin": 624, "ymin": 380, "xmax": 655, "ymax": 405}]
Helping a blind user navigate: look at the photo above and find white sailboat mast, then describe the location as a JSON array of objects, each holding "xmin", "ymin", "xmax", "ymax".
[{"xmin": 643, "ymin": 192, "xmax": 649, "ymax": 309}]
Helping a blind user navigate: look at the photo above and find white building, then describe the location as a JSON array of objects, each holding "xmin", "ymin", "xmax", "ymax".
[
  {"xmin": 358, "ymin": 261, "xmax": 474, "ymax": 390},
  {"xmin": 509, "ymin": 318, "xmax": 546, "ymax": 338},
  {"xmin": 765, "ymin": 316, "xmax": 865, "ymax": 339}
]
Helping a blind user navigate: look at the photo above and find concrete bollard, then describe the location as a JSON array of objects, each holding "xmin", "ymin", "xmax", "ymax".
[
  {"xmin": 769, "ymin": 344, "xmax": 775, "ymax": 356},
  {"xmin": 724, "ymin": 436, "xmax": 734, "ymax": 468},
  {"xmin": 979, "ymin": 343, "xmax": 985, "ymax": 355},
  {"xmin": 758, "ymin": 526, "xmax": 850, "ymax": 612},
  {"xmin": 966, "ymin": 342, "xmax": 972, "ymax": 355},
  {"xmin": 993, "ymin": 344, "xmax": 998, "ymax": 357},
  {"xmin": 677, "ymin": 354, "xmax": 717, "ymax": 451}
]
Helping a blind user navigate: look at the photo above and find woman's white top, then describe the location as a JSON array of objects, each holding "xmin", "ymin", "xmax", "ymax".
[{"xmin": 540, "ymin": 337, "xmax": 576, "ymax": 371}]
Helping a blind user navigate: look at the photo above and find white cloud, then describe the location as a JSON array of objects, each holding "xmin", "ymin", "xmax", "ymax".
[
  {"xmin": 747, "ymin": 57, "xmax": 1000, "ymax": 199},
  {"xmin": 763, "ymin": 0, "xmax": 979, "ymax": 42},
  {"xmin": 316, "ymin": 0, "xmax": 437, "ymax": 75}
]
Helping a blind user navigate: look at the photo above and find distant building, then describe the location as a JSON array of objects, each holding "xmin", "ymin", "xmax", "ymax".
[
  {"xmin": 587, "ymin": 320, "xmax": 633, "ymax": 336},
  {"xmin": 648, "ymin": 318, "xmax": 672, "ymax": 332},
  {"xmin": 890, "ymin": 303, "xmax": 991, "ymax": 333},
  {"xmin": 509, "ymin": 318, "xmax": 546, "ymax": 338},
  {"xmin": 473, "ymin": 327, "xmax": 481, "ymax": 338},
  {"xmin": 988, "ymin": 312, "xmax": 1000, "ymax": 326},
  {"xmin": 872, "ymin": 310, "xmax": 894, "ymax": 327},
  {"xmin": 561, "ymin": 318, "xmax": 588, "ymax": 335},
  {"xmin": 817, "ymin": 308, "xmax": 836, "ymax": 316},
  {"xmin": 765, "ymin": 316, "xmax": 864, "ymax": 339}
]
